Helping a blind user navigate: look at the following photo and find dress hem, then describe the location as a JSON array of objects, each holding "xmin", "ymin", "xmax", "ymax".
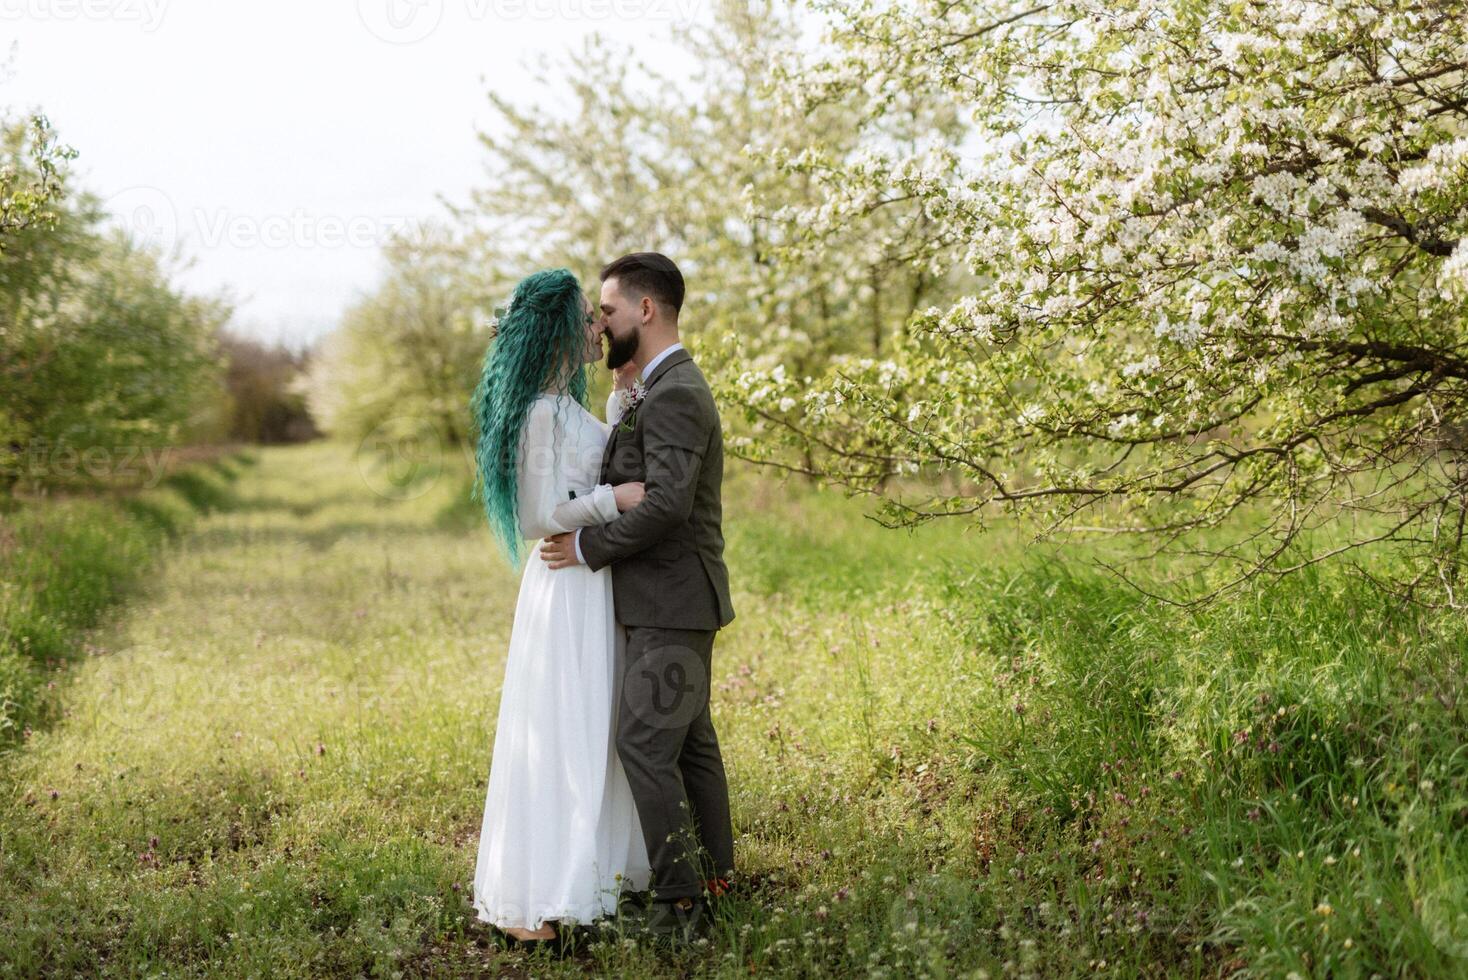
[{"xmin": 472, "ymin": 898, "xmax": 623, "ymax": 931}]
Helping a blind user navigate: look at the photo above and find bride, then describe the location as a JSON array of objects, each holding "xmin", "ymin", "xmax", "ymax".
[{"xmin": 467, "ymin": 267, "xmax": 651, "ymax": 945}]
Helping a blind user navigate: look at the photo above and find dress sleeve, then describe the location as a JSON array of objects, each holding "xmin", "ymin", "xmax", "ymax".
[{"xmin": 516, "ymin": 398, "xmax": 621, "ymax": 542}]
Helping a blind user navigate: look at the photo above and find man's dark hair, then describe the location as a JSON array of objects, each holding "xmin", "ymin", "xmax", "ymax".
[{"xmin": 599, "ymin": 252, "xmax": 684, "ymax": 316}]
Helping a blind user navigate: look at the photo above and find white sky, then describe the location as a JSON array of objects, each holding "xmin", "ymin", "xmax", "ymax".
[{"xmin": 2, "ymin": 0, "xmax": 708, "ymax": 348}]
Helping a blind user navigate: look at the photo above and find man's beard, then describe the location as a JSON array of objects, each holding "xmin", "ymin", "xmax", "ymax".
[{"xmin": 605, "ymin": 323, "xmax": 640, "ymax": 370}]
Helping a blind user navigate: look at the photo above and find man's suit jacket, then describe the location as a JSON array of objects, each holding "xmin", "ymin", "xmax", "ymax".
[{"xmin": 578, "ymin": 346, "xmax": 735, "ymax": 631}]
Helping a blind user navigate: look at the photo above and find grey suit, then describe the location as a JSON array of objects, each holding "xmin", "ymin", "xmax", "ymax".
[
  {"xmin": 580, "ymin": 348, "xmax": 734, "ymax": 629},
  {"xmin": 578, "ymin": 346, "xmax": 736, "ymax": 900}
]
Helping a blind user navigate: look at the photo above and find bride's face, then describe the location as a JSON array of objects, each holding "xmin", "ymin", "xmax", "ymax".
[{"xmin": 578, "ymin": 293, "xmax": 605, "ymax": 365}]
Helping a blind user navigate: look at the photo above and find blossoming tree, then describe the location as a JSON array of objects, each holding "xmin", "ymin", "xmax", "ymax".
[
  {"xmin": 461, "ymin": 0, "xmax": 971, "ymax": 390},
  {"xmin": 721, "ymin": 0, "xmax": 1468, "ymax": 606}
]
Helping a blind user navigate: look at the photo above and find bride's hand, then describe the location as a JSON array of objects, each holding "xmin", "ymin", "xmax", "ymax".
[{"xmin": 613, "ymin": 481, "xmax": 645, "ymax": 512}]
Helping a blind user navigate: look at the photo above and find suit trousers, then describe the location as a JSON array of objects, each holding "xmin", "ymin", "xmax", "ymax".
[{"xmin": 613, "ymin": 622, "xmax": 735, "ymax": 902}]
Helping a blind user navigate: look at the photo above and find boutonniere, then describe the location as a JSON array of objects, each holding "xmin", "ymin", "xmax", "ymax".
[{"xmin": 616, "ymin": 381, "xmax": 647, "ymax": 433}]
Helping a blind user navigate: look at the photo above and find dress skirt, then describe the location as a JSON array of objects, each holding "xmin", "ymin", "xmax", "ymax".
[{"xmin": 471, "ymin": 549, "xmax": 651, "ymax": 930}]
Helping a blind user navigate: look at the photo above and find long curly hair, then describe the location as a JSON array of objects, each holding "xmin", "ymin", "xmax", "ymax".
[{"xmin": 469, "ymin": 267, "xmax": 590, "ymax": 566}]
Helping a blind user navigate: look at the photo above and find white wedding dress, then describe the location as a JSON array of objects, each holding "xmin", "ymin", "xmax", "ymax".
[{"xmin": 472, "ymin": 389, "xmax": 651, "ymax": 931}]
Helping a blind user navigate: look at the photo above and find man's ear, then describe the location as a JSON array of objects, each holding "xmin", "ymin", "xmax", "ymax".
[{"xmin": 642, "ymin": 296, "xmax": 656, "ymax": 324}]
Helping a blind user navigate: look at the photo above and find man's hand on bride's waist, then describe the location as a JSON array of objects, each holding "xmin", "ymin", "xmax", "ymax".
[{"xmin": 540, "ymin": 532, "xmax": 580, "ymax": 569}]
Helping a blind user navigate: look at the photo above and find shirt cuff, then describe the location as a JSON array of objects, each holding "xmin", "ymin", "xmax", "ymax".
[
  {"xmin": 591, "ymin": 483, "xmax": 620, "ymax": 524},
  {"xmin": 573, "ymin": 527, "xmax": 585, "ymax": 565}
]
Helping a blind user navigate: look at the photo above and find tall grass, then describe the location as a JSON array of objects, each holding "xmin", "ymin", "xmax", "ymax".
[{"xmin": 0, "ymin": 442, "xmax": 1462, "ymax": 977}]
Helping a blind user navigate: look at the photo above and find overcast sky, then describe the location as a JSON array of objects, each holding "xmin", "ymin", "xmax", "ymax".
[{"xmin": 3, "ymin": 0, "xmax": 707, "ymax": 348}]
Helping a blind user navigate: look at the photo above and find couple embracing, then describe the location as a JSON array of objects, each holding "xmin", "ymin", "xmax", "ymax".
[{"xmin": 467, "ymin": 252, "xmax": 736, "ymax": 949}]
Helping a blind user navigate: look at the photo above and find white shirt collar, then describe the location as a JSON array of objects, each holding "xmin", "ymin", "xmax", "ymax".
[{"xmin": 641, "ymin": 342, "xmax": 684, "ymax": 383}]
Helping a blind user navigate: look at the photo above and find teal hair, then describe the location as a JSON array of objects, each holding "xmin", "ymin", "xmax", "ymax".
[{"xmin": 469, "ymin": 267, "xmax": 590, "ymax": 567}]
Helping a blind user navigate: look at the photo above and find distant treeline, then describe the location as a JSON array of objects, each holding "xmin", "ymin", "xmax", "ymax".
[{"xmin": 0, "ymin": 115, "xmax": 316, "ymax": 497}]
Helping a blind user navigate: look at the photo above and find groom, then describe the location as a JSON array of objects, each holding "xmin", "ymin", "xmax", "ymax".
[{"xmin": 539, "ymin": 251, "xmax": 736, "ymax": 938}]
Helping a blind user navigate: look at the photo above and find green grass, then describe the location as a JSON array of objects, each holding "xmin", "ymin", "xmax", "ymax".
[
  {"xmin": 0, "ymin": 454, "xmax": 251, "ymax": 749},
  {"xmin": 0, "ymin": 441, "xmax": 1463, "ymax": 977}
]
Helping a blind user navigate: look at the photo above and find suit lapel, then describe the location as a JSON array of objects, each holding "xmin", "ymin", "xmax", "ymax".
[{"xmin": 599, "ymin": 347, "xmax": 693, "ymax": 482}]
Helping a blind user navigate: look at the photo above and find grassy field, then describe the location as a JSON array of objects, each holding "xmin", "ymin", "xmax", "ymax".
[
  {"xmin": 0, "ymin": 452, "xmax": 249, "ymax": 750},
  {"xmin": 1, "ymin": 439, "xmax": 1464, "ymax": 977}
]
